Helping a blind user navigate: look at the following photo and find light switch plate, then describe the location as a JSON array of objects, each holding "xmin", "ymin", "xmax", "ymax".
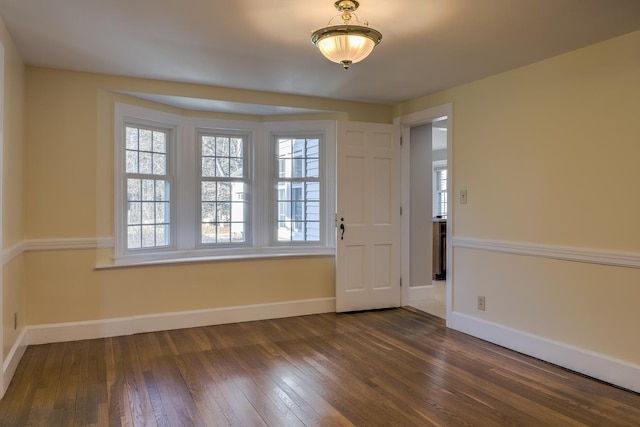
[{"xmin": 460, "ymin": 189, "xmax": 468, "ymax": 204}]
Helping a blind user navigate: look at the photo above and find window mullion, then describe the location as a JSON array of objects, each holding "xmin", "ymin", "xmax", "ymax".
[
  {"xmin": 176, "ymin": 122, "xmax": 195, "ymax": 250},
  {"xmin": 253, "ymin": 128, "xmax": 269, "ymax": 248}
]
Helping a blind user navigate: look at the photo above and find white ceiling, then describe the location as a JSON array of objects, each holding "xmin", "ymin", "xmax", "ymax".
[{"xmin": 1, "ymin": 0, "xmax": 640, "ymax": 106}]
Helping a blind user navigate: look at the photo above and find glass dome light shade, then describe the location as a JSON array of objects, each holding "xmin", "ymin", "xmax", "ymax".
[{"xmin": 311, "ymin": 25, "xmax": 382, "ymax": 68}]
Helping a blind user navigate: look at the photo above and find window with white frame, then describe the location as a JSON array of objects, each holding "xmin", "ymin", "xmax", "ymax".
[
  {"xmin": 114, "ymin": 104, "xmax": 335, "ymax": 264},
  {"xmin": 124, "ymin": 123, "xmax": 174, "ymax": 251},
  {"xmin": 275, "ymin": 136, "xmax": 321, "ymax": 243},
  {"xmin": 199, "ymin": 132, "xmax": 249, "ymax": 245},
  {"xmin": 433, "ymin": 164, "xmax": 447, "ymax": 218}
]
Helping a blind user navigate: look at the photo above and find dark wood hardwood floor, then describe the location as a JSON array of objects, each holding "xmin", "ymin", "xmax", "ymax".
[{"xmin": 0, "ymin": 308, "xmax": 639, "ymax": 426}]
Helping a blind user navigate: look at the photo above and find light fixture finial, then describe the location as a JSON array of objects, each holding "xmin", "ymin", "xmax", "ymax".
[{"xmin": 311, "ymin": 0, "xmax": 382, "ymax": 69}]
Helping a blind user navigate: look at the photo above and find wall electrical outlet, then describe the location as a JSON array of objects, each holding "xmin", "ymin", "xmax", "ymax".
[
  {"xmin": 460, "ymin": 189, "xmax": 468, "ymax": 204},
  {"xmin": 477, "ymin": 296, "xmax": 486, "ymax": 311}
]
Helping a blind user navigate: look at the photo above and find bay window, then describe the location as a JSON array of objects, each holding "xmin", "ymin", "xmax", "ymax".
[{"xmin": 114, "ymin": 103, "xmax": 335, "ymax": 264}]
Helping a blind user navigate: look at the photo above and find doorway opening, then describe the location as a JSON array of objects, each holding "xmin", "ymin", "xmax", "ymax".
[{"xmin": 397, "ymin": 105, "xmax": 452, "ymax": 321}]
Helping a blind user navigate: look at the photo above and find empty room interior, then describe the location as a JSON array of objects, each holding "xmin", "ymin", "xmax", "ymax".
[{"xmin": 0, "ymin": 0, "xmax": 639, "ymax": 425}]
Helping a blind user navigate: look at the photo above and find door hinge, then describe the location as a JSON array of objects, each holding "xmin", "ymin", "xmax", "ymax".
[
  {"xmin": 400, "ymin": 277, "xmax": 403, "ymax": 287},
  {"xmin": 400, "ymin": 206, "xmax": 403, "ymax": 215},
  {"xmin": 400, "ymin": 136, "xmax": 403, "ymax": 146}
]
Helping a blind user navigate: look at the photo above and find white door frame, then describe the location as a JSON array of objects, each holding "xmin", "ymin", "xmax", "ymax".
[
  {"xmin": 0, "ymin": 42, "xmax": 5, "ymax": 395},
  {"xmin": 395, "ymin": 103, "xmax": 453, "ymax": 325}
]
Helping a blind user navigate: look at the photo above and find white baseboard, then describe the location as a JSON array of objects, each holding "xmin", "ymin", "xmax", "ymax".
[
  {"xmin": 449, "ymin": 312, "xmax": 640, "ymax": 394},
  {"xmin": 2, "ymin": 328, "xmax": 29, "ymax": 398},
  {"xmin": 28, "ymin": 297, "xmax": 336, "ymax": 345}
]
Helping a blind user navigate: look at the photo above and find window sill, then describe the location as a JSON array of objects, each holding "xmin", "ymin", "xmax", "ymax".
[{"xmin": 95, "ymin": 247, "xmax": 335, "ymax": 270}]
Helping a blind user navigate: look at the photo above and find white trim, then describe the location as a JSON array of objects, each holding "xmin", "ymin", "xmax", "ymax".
[
  {"xmin": 395, "ymin": 103, "xmax": 453, "ymax": 324},
  {"xmin": 0, "ymin": 41, "xmax": 5, "ymax": 397},
  {"xmin": 2, "ymin": 241, "xmax": 25, "ymax": 265},
  {"xmin": 449, "ymin": 312, "xmax": 640, "ymax": 393},
  {"xmin": 2, "ymin": 328, "xmax": 28, "ymax": 398},
  {"xmin": 27, "ymin": 297, "xmax": 335, "ymax": 345},
  {"xmin": 98, "ymin": 250, "xmax": 334, "ymax": 269},
  {"xmin": 452, "ymin": 236, "xmax": 640, "ymax": 269},
  {"xmin": 24, "ymin": 237, "xmax": 114, "ymax": 252}
]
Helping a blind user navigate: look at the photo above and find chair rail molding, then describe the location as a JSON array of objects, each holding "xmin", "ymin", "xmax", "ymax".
[{"xmin": 452, "ymin": 236, "xmax": 640, "ymax": 269}]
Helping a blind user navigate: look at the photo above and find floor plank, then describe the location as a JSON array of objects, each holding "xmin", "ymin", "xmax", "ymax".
[{"xmin": 0, "ymin": 309, "xmax": 639, "ymax": 426}]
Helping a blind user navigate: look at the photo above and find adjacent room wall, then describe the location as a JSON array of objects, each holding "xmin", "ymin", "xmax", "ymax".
[{"xmin": 394, "ymin": 30, "xmax": 640, "ymax": 380}]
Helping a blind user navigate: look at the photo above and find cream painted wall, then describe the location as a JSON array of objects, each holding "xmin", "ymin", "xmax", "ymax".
[
  {"xmin": 0, "ymin": 16, "xmax": 26, "ymax": 360},
  {"xmin": 25, "ymin": 250, "xmax": 334, "ymax": 325},
  {"xmin": 395, "ymin": 30, "xmax": 640, "ymax": 364},
  {"xmin": 24, "ymin": 68, "xmax": 392, "ymax": 325},
  {"xmin": 0, "ymin": 19, "xmax": 24, "ymax": 249}
]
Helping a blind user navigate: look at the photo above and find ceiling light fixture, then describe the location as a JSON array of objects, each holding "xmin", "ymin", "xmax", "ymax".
[{"xmin": 311, "ymin": 0, "xmax": 382, "ymax": 69}]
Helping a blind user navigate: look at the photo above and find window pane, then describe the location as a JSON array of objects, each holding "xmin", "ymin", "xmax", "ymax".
[
  {"xmin": 126, "ymin": 150, "xmax": 138, "ymax": 173},
  {"xmin": 142, "ymin": 202, "xmax": 155, "ymax": 224},
  {"xmin": 152, "ymin": 131, "xmax": 166, "ymax": 153},
  {"xmin": 278, "ymin": 221, "xmax": 292, "ymax": 241},
  {"xmin": 217, "ymin": 202, "xmax": 231, "ymax": 223},
  {"xmin": 230, "ymin": 138, "xmax": 243, "ymax": 156},
  {"xmin": 156, "ymin": 225, "xmax": 169, "ymax": 246},
  {"xmin": 139, "ymin": 129, "xmax": 152, "ymax": 152},
  {"xmin": 152, "ymin": 153, "xmax": 166, "ymax": 175},
  {"xmin": 127, "ymin": 202, "xmax": 141, "ymax": 225},
  {"xmin": 155, "ymin": 180, "xmax": 166, "ymax": 200},
  {"xmin": 126, "ymin": 127, "xmax": 138, "ymax": 150},
  {"xmin": 202, "ymin": 137, "xmax": 215, "ymax": 156},
  {"xmin": 278, "ymin": 202, "xmax": 289, "ymax": 222},
  {"xmin": 201, "ymin": 223, "xmax": 216, "ymax": 243},
  {"xmin": 231, "ymin": 222, "xmax": 245, "ymax": 242},
  {"xmin": 216, "ymin": 157, "xmax": 230, "ymax": 177},
  {"xmin": 127, "ymin": 179, "xmax": 141, "ymax": 201},
  {"xmin": 156, "ymin": 202, "xmax": 169, "ymax": 223},
  {"xmin": 217, "ymin": 182, "xmax": 231, "ymax": 201},
  {"xmin": 202, "ymin": 157, "xmax": 216, "ymax": 177},
  {"xmin": 230, "ymin": 158, "xmax": 243, "ymax": 177},
  {"xmin": 141, "ymin": 225, "xmax": 156, "ymax": 247},
  {"xmin": 306, "ymin": 158, "xmax": 319, "ymax": 178},
  {"xmin": 306, "ymin": 182, "xmax": 320, "ymax": 200},
  {"xmin": 142, "ymin": 179, "xmax": 154, "ymax": 201},
  {"xmin": 306, "ymin": 202, "xmax": 320, "ymax": 221},
  {"xmin": 216, "ymin": 137, "xmax": 229, "ymax": 156},
  {"xmin": 139, "ymin": 152, "xmax": 152, "ymax": 174},
  {"xmin": 202, "ymin": 182, "xmax": 216, "ymax": 201},
  {"xmin": 128, "ymin": 226, "xmax": 141, "ymax": 249},
  {"xmin": 202, "ymin": 202, "xmax": 215, "ymax": 222}
]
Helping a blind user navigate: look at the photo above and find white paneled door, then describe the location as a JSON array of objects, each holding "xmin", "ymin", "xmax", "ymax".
[{"xmin": 336, "ymin": 121, "xmax": 401, "ymax": 312}]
